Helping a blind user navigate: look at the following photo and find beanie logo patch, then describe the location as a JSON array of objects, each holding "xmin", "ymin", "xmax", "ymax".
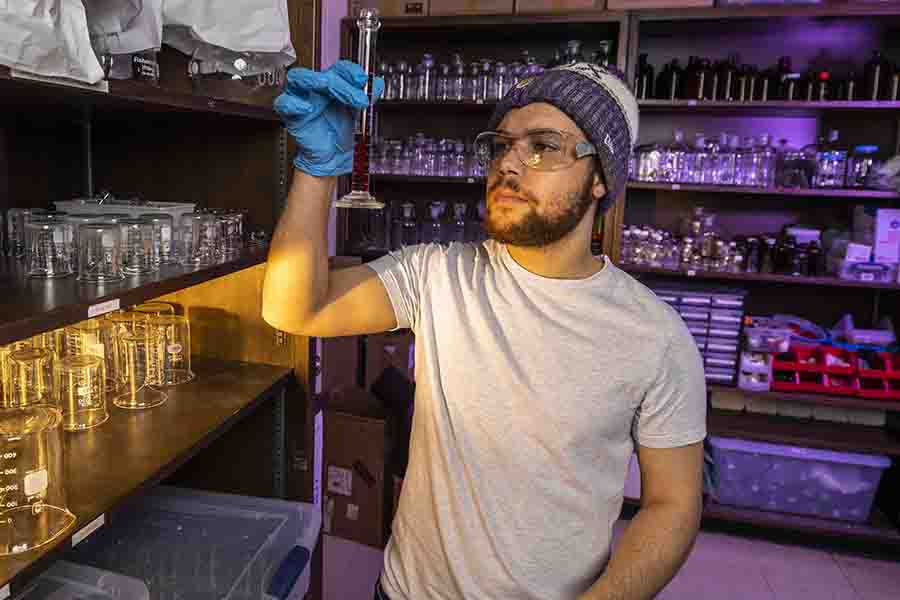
[
  {"xmin": 514, "ymin": 77, "xmax": 534, "ymax": 90},
  {"xmin": 604, "ymin": 133, "xmax": 616, "ymax": 156}
]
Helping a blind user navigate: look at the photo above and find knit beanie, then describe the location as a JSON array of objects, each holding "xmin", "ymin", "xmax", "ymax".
[{"xmin": 487, "ymin": 63, "xmax": 639, "ymax": 212}]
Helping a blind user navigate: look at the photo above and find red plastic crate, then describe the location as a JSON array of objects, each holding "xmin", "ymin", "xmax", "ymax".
[
  {"xmin": 857, "ymin": 352, "xmax": 900, "ymax": 380},
  {"xmin": 772, "ymin": 344, "xmax": 856, "ymax": 376},
  {"xmin": 771, "ymin": 370, "xmax": 857, "ymax": 396}
]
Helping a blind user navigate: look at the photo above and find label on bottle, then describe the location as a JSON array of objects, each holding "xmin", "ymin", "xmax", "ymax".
[
  {"xmin": 132, "ymin": 54, "xmax": 160, "ymax": 83},
  {"xmin": 88, "ymin": 298, "xmax": 120, "ymax": 318},
  {"xmin": 167, "ymin": 343, "xmax": 183, "ymax": 355},
  {"xmin": 861, "ymin": 273, "xmax": 875, "ymax": 282},
  {"xmin": 672, "ymin": 184, "xmax": 681, "ymax": 190},
  {"xmin": 686, "ymin": 269, "xmax": 697, "ymax": 277},
  {"xmin": 72, "ymin": 514, "xmax": 105, "ymax": 547},
  {"xmin": 467, "ymin": 178, "xmax": 475, "ymax": 184},
  {"xmin": 24, "ymin": 468, "xmax": 48, "ymax": 497}
]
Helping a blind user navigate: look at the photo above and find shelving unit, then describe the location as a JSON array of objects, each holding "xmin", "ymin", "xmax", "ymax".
[
  {"xmin": 0, "ymin": 359, "xmax": 292, "ymax": 592},
  {"xmin": 627, "ymin": 181, "xmax": 899, "ymax": 200},
  {"xmin": 0, "ymin": 250, "xmax": 267, "ymax": 346},
  {"xmin": 638, "ymin": 99, "xmax": 900, "ymax": 115},
  {"xmin": 708, "ymin": 383, "xmax": 900, "ymax": 413},
  {"xmin": 623, "ymin": 263, "xmax": 900, "ymax": 291},
  {"xmin": 0, "ymin": 2, "xmax": 333, "ymax": 596}
]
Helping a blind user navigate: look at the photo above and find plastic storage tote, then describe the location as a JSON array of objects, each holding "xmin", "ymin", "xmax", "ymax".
[
  {"xmin": 12, "ymin": 560, "xmax": 150, "ymax": 600},
  {"xmin": 709, "ymin": 436, "xmax": 891, "ymax": 523},
  {"xmin": 68, "ymin": 486, "xmax": 321, "ymax": 600}
]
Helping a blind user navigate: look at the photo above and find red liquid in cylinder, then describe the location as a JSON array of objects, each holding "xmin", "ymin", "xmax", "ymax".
[{"xmin": 351, "ymin": 133, "xmax": 370, "ymax": 193}]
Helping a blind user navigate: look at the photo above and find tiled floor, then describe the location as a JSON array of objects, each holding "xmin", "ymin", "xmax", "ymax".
[{"xmin": 324, "ymin": 522, "xmax": 900, "ymax": 599}]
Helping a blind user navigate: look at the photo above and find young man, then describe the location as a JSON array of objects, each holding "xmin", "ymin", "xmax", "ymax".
[{"xmin": 264, "ymin": 60, "xmax": 707, "ymax": 600}]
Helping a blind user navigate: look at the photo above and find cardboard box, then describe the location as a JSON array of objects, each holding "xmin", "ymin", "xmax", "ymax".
[
  {"xmin": 323, "ymin": 387, "xmax": 395, "ymax": 549},
  {"xmin": 875, "ymin": 208, "xmax": 900, "ymax": 263},
  {"xmin": 349, "ymin": 0, "xmax": 429, "ymax": 17},
  {"xmin": 607, "ymin": 0, "xmax": 711, "ymax": 8},
  {"xmin": 429, "ymin": 0, "xmax": 514, "ymax": 15},
  {"xmin": 516, "ymin": 0, "xmax": 604, "ymax": 12}
]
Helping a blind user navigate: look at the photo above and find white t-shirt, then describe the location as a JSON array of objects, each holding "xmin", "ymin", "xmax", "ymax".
[{"xmin": 367, "ymin": 240, "xmax": 707, "ymax": 600}]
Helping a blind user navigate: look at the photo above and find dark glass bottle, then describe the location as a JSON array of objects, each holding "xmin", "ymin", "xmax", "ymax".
[
  {"xmin": 887, "ymin": 64, "xmax": 900, "ymax": 101},
  {"xmin": 657, "ymin": 59, "xmax": 683, "ymax": 101},
  {"xmin": 718, "ymin": 57, "xmax": 738, "ymax": 101},
  {"xmin": 808, "ymin": 241, "xmax": 824, "ymax": 277},
  {"xmin": 564, "ymin": 40, "xmax": 584, "ymax": 65},
  {"xmin": 592, "ymin": 41, "xmax": 611, "ymax": 67},
  {"xmin": 838, "ymin": 72, "xmax": 858, "ymax": 101},
  {"xmin": 760, "ymin": 237, "xmax": 777, "ymax": 274},
  {"xmin": 686, "ymin": 57, "xmax": 712, "ymax": 100},
  {"xmin": 757, "ymin": 66, "xmax": 777, "ymax": 102},
  {"xmin": 773, "ymin": 56, "xmax": 792, "ymax": 99},
  {"xmin": 706, "ymin": 61, "xmax": 722, "ymax": 101},
  {"xmin": 814, "ymin": 70, "xmax": 831, "ymax": 101},
  {"xmin": 635, "ymin": 53, "xmax": 654, "ymax": 100},
  {"xmin": 733, "ymin": 65, "xmax": 754, "ymax": 102},
  {"xmin": 864, "ymin": 51, "xmax": 888, "ymax": 101}
]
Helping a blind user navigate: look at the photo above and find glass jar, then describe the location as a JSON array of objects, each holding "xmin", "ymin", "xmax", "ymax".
[
  {"xmin": 417, "ymin": 54, "xmax": 436, "ymax": 102},
  {"xmin": 436, "ymin": 63, "xmax": 451, "ymax": 102},
  {"xmin": 392, "ymin": 203, "xmax": 419, "ymax": 249},
  {"xmin": 7, "ymin": 208, "xmax": 48, "ymax": 258},
  {"xmin": 847, "ymin": 145, "xmax": 881, "ymax": 188},
  {"xmin": 813, "ymin": 149, "xmax": 848, "ymax": 188}
]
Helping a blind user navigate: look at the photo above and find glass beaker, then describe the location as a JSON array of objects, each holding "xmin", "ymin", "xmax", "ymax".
[
  {"xmin": 138, "ymin": 213, "xmax": 176, "ymax": 265},
  {"xmin": 0, "ymin": 405, "xmax": 76, "ymax": 556},
  {"xmin": 7, "ymin": 208, "xmax": 48, "ymax": 258},
  {"xmin": 54, "ymin": 354, "xmax": 108, "ymax": 431},
  {"xmin": 6, "ymin": 347, "xmax": 53, "ymax": 409},
  {"xmin": 114, "ymin": 331, "xmax": 167, "ymax": 410},
  {"xmin": 65, "ymin": 319, "xmax": 121, "ymax": 394},
  {"xmin": 133, "ymin": 302, "xmax": 176, "ymax": 317},
  {"xmin": 215, "ymin": 211, "xmax": 243, "ymax": 258},
  {"xmin": 26, "ymin": 218, "xmax": 75, "ymax": 278},
  {"xmin": 179, "ymin": 213, "xmax": 217, "ymax": 268},
  {"xmin": 119, "ymin": 218, "xmax": 157, "ymax": 276},
  {"xmin": 77, "ymin": 223, "xmax": 125, "ymax": 283},
  {"xmin": 31, "ymin": 329, "xmax": 67, "ymax": 362},
  {"xmin": 64, "ymin": 213, "xmax": 103, "ymax": 268},
  {"xmin": 95, "ymin": 213, "xmax": 131, "ymax": 224},
  {"xmin": 147, "ymin": 315, "xmax": 194, "ymax": 386}
]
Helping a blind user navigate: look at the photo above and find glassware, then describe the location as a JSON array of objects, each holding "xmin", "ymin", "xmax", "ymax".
[
  {"xmin": 716, "ymin": 133, "xmax": 736, "ymax": 185},
  {"xmin": 563, "ymin": 40, "xmax": 583, "ymax": 65},
  {"xmin": 64, "ymin": 213, "xmax": 103, "ymax": 266},
  {"xmin": 448, "ymin": 202, "xmax": 468, "ymax": 244},
  {"xmin": 0, "ymin": 405, "xmax": 75, "ymax": 556},
  {"xmin": 31, "ymin": 329, "xmax": 66, "ymax": 362},
  {"xmin": 436, "ymin": 139, "xmax": 452, "ymax": 177},
  {"xmin": 396, "ymin": 60, "xmax": 411, "ymax": 101},
  {"xmin": 755, "ymin": 134, "xmax": 777, "ymax": 188},
  {"xmin": 147, "ymin": 315, "xmax": 194, "ymax": 386},
  {"xmin": 96, "ymin": 213, "xmax": 131, "ymax": 224},
  {"xmin": 6, "ymin": 347, "xmax": 53, "ymax": 408},
  {"xmin": 391, "ymin": 203, "xmax": 419, "ymax": 250},
  {"xmin": 656, "ymin": 59, "xmax": 682, "ymax": 100},
  {"xmin": 138, "ymin": 213, "xmax": 176, "ymax": 265},
  {"xmin": 114, "ymin": 330, "xmax": 167, "ymax": 410},
  {"xmin": 450, "ymin": 142, "xmax": 468, "ymax": 178},
  {"xmin": 635, "ymin": 54, "xmax": 654, "ymax": 100},
  {"xmin": 65, "ymin": 319, "xmax": 121, "ymax": 394},
  {"xmin": 660, "ymin": 130, "xmax": 688, "ymax": 183},
  {"xmin": 420, "ymin": 201, "xmax": 445, "ymax": 244},
  {"xmin": 466, "ymin": 62, "xmax": 481, "ymax": 102},
  {"xmin": 378, "ymin": 61, "xmax": 395, "ymax": 101},
  {"xmin": 635, "ymin": 144, "xmax": 663, "ymax": 182},
  {"xmin": 734, "ymin": 137, "xmax": 757, "ymax": 186},
  {"xmin": 54, "ymin": 354, "xmax": 108, "ymax": 431},
  {"xmin": 436, "ymin": 63, "xmax": 451, "ymax": 102},
  {"xmin": 76, "ymin": 223, "xmax": 124, "ymax": 283},
  {"xmin": 718, "ymin": 57, "xmax": 738, "ymax": 101},
  {"xmin": 417, "ymin": 53, "xmax": 436, "ymax": 101},
  {"xmin": 864, "ymin": 50, "xmax": 889, "ymax": 101},
  {"xmin": 25, "ymin": 217, "xmax": 75, "ymax": 278},
  {"xmin": 411, "ymin": 134, "xmax": 427, "ymax": 176},
  {"xmin": 7, "ymin": 208, "xmax": 47, "ymax": 258},
  {"xmin": 813, "ymin": 130, "xmax": 848, "ymax": 188},
  {"xmin": 451, "ymin": 62, "xmax": 465, "ymax": 102},
  {"xmin": 493, "ymin": 62, "xmax": 510, "ymax": 101},
  {"xmin": 179, "ymin": 213, "xmax": 217, "ymax": 267},
  {"xmin": 118, "ymin": 218, "xmax": 157, "ymax": 276},
  {"xmin": 468, "ymin": 139, "xmax": 486, "ymax": 178},
  {"xmin": 848, "ymin": 145, "xmax": 880, "ymax": 188},
  {"xmin": 214, "ymin": 210, "xmax": 243, "ymax": 258},
  {"xmin": 336, "ymin": 8, "xmax": 382, "ymax": 209},
  {"xmin": 776, "ymin": 139, "xmax": 815, "ymax": 188},
  {"xmin": 133, "ymin": 302, "xmax": 176, "ymax": 317},
  {"xmin": 423, "ymin": 139, "xmax": 438, "ymax": 176}
]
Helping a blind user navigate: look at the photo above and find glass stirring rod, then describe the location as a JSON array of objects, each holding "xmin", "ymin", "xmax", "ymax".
[{"xmin": 335, "ymin": 8, "xmax": 383, "ymax": 209}]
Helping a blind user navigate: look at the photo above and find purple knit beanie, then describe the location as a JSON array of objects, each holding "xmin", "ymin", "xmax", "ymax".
[{"xmin": 487, "ymin": 63, "xmax": 639, "ymax": 212}]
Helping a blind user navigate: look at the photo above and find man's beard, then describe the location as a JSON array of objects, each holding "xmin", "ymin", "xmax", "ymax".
[{"xmin": 484, "ymin": 174, "xmax": 595, "ymax": 247}]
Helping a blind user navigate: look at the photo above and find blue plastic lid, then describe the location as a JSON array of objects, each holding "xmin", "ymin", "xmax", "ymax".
[
  {"xmin": 853, "ymin": 145, "xmax": 879, "ymax": 154},
  {"xmin": 709, "ymin": 436, "xmax": 892, "ymax": 468}
]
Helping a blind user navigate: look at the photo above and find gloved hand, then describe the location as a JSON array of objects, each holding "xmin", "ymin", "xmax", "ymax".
[{"xmin": 274, "ymin": 60, "xmax": 384, "ymax": 177}]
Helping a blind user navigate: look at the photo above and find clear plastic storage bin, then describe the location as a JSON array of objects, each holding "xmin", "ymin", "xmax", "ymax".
[
  {"xmin": 709, "ymin": 436, "xmax": 891, "ymax": 523},
  {"xmin": 12, "ymin": 560, "xmax": 150, "ymax": 600},
  {"xmin": 68, "ymin": 486, "xmax": 321, "ymax": 600}
]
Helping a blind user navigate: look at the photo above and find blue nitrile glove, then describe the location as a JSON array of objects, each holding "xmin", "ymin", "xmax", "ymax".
[{"xmin": 274, "ymin": 60, "xmax": 384, "ymax": 177}]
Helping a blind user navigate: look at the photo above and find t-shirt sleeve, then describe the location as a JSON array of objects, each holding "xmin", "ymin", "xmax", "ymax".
[
  {"xmin": 366, "ymin": 244, "xmax": 433, "ymax": 332},
  {"xmin": 633, "ymin": 320, "xmax": 708, "ymax": 448}
]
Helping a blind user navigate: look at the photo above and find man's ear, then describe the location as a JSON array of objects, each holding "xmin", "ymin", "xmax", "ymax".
[{"xmin": 592, "ymin": 171, "xmax": 607, "ymax": 202}]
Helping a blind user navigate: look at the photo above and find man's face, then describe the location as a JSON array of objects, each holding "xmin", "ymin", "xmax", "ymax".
[{"xmin": 484, "ymin": 102, "xmax": 605, "ymax": 247}]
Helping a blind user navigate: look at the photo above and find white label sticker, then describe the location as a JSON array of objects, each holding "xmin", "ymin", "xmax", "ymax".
[
  {"xmin": 327, "ymin": 466, "xmax": 353, "ymax": 497},
  {"xmin": 687, "ymin": 100, "xmax": 697, "ymax": 106},
  {"xmin": 88, "ymin": 298, "xmax": 120, "ymax": 318},
  {"xmin": 10, "ymin": 69, "xmax": 109, "ymax": 93},
  {"xmin": 346, "ymin": 503, "xmax": 359, "ymax": 521},
  {"xmin": 167, "ymin": 343, "xmax": 183, "ymax": 355},
  {"xmin": 466, "ymin": 178, "xmax": 475, "ymax": 184},
  {"xmin": 24, "ymin": 469, "xmax": 48, "ymax": 497},
  {"xmin": 861, "ymin": 273, "xmax": 875, "ymax": 282},
  {"xmin": 671, "ymin": 184, "xmax": 681, "ymax": 190},
  {"xmin": 72, "ymin": 514, "xmax": 105, "ymax": 547},
  {"xmin": 687, "ymin": 269, "xmax": 697, "ymax": 277}
]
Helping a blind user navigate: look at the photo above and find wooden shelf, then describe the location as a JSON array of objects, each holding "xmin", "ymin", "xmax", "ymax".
[
  {"xmin": 0, "ymin": 359, "xmax": 293, "ymax": 591},
  {"xmin": 373, "ymin": 174, "xmax": 485, "ymax": 185},
  {"xmin": 622, "ymin": 264, "xmax": 900, "ymax": 291},
  {"xmin": 627, "ymin": 181, "xmax": 899, "ymax": 200},
  {"xmin": 638, "ymin": 99, "xmax": 900, "ymax": 116},
  {"xmin": 703, "ymin": 502, "xmax": 900, "ymax": 546},
  {"xmin": 708, "ymin": 408, "xmax": 900, "ymax": 455},
  {"xmin": 0, "ymin": 68, "xmax": 279, "ymax": 122},
  {"xmin": 0, "ymin": 248, "xmax": 267, "ymax": 346},
  {"xmin": 710, "ymin": 384, "xmax": 900, "ymax": 413}
]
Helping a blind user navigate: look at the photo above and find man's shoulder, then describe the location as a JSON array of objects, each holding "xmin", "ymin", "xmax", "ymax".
[{"xmin": 604, "ymin": 264, "xmax": 687, "ymax": 334}]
